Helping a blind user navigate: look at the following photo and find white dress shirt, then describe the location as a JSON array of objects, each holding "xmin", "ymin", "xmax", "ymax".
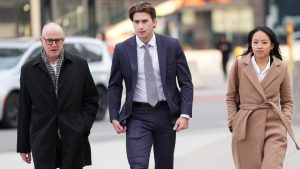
[
  {"xmin": 133, "ymin": 34, "xmax": 166, "ymax": 102},
  {"xmin": 133, "ymin": 34, "xmax": 190, "ymax": 119},
  {"xmin": 50, "ymin": 59, "xmax": 58, "ymax": 75},
  {"xmin": 251, "ymin": 55, "xmax": 271, "ymax": 82}
]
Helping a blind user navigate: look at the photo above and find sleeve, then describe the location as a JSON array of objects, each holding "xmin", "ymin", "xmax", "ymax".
[
  {"xmin": 108, "ymin": 44, "xmax": 123, "ymax": 122},
  {"xmin": 280, "ymin": 63, "xmax": 293, "ymax": 122},
  {"xmin": 82, "ymin": 60, "xmax": 99, "ymax": 136},
  {"xmin": 175, "ymin": 39, "xmax": 194, "ymax": 117},
  {"xmin": 17, "ymin": 66, "xmax": 32, "ymax": 153},
  {"xmin": 226, "ymin": 59, "xmax": 239, "ymax": 128}
]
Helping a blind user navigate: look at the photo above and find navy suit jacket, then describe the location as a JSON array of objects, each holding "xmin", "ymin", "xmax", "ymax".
[{"xmin": 108, "ymin": 34, "xmax": 193, "ymax": 123}]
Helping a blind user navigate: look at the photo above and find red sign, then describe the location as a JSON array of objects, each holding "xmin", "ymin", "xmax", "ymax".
[{"xmin": 183, "ymin": 0, "xmax": 230, "ymax": 6}]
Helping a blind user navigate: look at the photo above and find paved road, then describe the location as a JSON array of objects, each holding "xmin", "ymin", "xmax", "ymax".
[
  {"xmin": 1, "ymin": 77, "xmax": 299, "ymax": 168},
  {"xmin": 0, "ymin": 83, "xmax": 228, "ymax": 152}
]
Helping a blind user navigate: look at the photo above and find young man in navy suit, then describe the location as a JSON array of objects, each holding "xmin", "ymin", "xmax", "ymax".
[{"xmin": 108, "ymin": 2, "xmax": 193, "ymax": 169}]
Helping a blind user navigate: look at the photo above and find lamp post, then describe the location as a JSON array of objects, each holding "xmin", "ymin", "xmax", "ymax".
[{"xmin": 286, "ymin": 19, "xmax": 294, "ymax": 79}]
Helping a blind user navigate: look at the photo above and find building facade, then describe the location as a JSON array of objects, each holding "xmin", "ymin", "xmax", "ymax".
[{"xmin": 4, "ymin": 0, "xmax": 298, "ymax": 49}]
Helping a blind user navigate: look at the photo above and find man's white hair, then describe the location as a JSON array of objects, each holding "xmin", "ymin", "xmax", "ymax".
[{"xmin": 41, "ymin": 22, "xmax": 64, "ymax": 36}]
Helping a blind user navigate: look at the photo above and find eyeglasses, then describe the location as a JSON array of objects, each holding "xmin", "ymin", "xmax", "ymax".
[{"xmin": 42, "ymin": 37, "xmax": 64, "ymax": 45}]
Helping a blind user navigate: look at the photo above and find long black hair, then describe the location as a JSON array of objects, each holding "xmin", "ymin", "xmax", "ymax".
[{"xmin": 241, "ymin": 25, "xmax": 282, "ymax": 60}]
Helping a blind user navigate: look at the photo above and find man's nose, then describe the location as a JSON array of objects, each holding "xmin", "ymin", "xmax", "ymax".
[{"xmin": 137, "ymin": 22, "xmax": 144, "ymax": 28}]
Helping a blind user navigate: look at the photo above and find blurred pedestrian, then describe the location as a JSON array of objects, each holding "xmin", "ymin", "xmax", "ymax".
[
  {"xmin": 17, "ymin": 22, "xmax": 99, "ymax": 169},
  {"xmin": 96, "ymin": 32, "xmax": 106, "ymax": 41},
  {"xmin": 226, "ymin": 25, "xmax": 300, "ymax": 169},
  {"xmin": 108, "ymin": 2, "xmax": 193, "ymax": 169},
  {"xmin": 217, "ymin": 36, "xmax": 232, "ymax": 79}
]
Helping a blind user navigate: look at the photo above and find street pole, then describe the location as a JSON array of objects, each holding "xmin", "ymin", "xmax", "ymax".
[
  {"xmin": 286, "ymin": 20, "xmax": 300, "ymax": 123},
  {"xmin": 286, "ymin": 20, "xmax": 294, "ymax": 80},
  {"xmin": 30, "ymin": 0, "xmax": 41, "ymax": 37}
]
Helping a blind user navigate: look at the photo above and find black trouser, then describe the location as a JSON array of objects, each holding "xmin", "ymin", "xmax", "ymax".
[{"xmin": 222, "ymin": 53, "xmax": 230, "ymax": 78}]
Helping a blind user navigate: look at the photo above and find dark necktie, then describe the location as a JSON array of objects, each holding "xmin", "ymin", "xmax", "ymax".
[{"xmin": 143, "ymin": 44, "xmax": 159, "ymax": 106}]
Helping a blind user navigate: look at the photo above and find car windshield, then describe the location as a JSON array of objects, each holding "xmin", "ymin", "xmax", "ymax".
[{"xmin": 0, "ymin": 48, "xmax": 25, "ymax": 69}]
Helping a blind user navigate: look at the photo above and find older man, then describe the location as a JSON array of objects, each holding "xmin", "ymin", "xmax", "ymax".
[{"xmin": 17, "ymin": 22, "xmax": 98, "ymax": 169}]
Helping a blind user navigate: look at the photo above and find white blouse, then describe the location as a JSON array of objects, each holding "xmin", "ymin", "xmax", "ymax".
[{"xmin": 251, "ymin": 56, "xmax": 271, "ymax": 82}]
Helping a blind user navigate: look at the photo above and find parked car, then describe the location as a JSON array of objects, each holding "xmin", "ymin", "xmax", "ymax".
[{"xmin": 0, "ymin": 37, "xmax": 111, "ymax": 128}]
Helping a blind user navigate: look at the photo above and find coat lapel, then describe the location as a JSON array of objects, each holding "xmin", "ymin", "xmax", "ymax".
[
  {"xmin": 261, "ymin": 56, "xmax": 280, "ymax": 90},
  {"xmin": 32, "ymin": 55, "xmax": 57, "ymax": 97},
  {"xmin": 127, "ymin": 36, "xmax": 138, "ymax": 89},
  {"xmin": 242, "ymin": 54, "xmax": 266, "ymax": 100},
  {"xmin": 32, "ymin": 55, "xmax": 48, "ymax": 75},
  {"xmin": 156, "ymin": 35, "xmax": 167, "ymax": 86}
]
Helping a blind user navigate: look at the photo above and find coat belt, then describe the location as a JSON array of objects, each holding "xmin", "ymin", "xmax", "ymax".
[{"xmin": 238, "ymin": 102, "xmax": 300, "ymax": 150}]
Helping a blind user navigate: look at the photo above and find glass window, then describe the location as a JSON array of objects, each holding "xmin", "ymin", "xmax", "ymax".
[
  {"xmin": 27, "ymin": 47, "xmax": 42, "ymax": 62},
  {"xmin": 64, "ymin": 43, "xmax": 102, "ymax": 62},
  {"xmin": 52, "ymin": 0, "xmax": 88, "ymax": 36},
  {"xmin": 64, "ymin": 44, "xmax": 81, "ymax": 56},
  {"xmin": 80, "ymin": 43, "xmax": 102, "ymax": 62},
  {"xmin": 0, "ymin": 48, "xmax": 25, "ymax": 69},
  {"xmin": 0, "ymin": 0, "xmax": 31, "ymax": 38}
]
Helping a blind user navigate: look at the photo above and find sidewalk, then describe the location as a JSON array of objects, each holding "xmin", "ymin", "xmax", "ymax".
[
  {"xmin": 173, "ymin": 126, "xmax": 300, "ymax": 169},
  {"xmin": 2, "ymin": 126, "xmax": 298, "ymax": 169},
  {"xmin": 87, "ymin": 126, "xmax": 300, "ymax": 169}
]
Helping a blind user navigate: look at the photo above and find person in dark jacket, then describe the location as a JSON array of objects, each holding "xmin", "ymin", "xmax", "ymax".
[
  {"xmin": 17, "ymin": 22, "xmax": 99, "ymax": 169},
  {"xmin": 217, "ymin": 36, "xmax": 232, "ymax": 79}
]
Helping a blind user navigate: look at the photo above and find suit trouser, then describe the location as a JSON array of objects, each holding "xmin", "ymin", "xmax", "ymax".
[
  {"xmin": 232, "ymin": 110, "xmax": 287, "ymax": 169},
  {"xmin": 126, "ymin": 104, "xmax": 176, "ymax": 169}
]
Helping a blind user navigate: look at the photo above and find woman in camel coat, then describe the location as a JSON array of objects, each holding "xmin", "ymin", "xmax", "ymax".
[{"xmin": 226, "ymin": 25, "xmax": 299, "ymax": 169}]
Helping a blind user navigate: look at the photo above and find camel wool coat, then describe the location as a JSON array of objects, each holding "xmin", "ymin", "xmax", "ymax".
[{"xmin": 226, "ymin": 54, "xmax": 300, "ymax": 169}]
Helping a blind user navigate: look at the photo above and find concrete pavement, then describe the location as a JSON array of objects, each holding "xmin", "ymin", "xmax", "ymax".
[
  {"xmin": 1, "ymin": 84, "xmax": 299, "ymax": 169},
  {"xmin": 1, "ymin": 126, "xmax": 299, "ymax": 169}
]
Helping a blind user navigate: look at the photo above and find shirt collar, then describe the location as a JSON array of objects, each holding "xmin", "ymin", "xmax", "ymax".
[
  {"xmin": 136, "ymin": 33, "xmax": 156, "ymax": 48},
  {"xmin": 251, "ymin": 55, "xmax": 271, "ymax": 74},
  {"xmin": 50, "ymin": 59, "xmax": 58, "ymax": 66}
]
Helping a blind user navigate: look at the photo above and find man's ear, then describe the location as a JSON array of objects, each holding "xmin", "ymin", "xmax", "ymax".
[
  {"xmin": 153, "ymin": 18, "xmax": 157, "ymax": 28},
  {"xmin": 39, "ymin": 36, "xmax": 43, "ymax": 44}
]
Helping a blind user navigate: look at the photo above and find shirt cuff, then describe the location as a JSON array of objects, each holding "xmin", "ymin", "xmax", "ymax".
[{"xmin": 180, "ymin": 114, "xmax": 190, "ymax": 120}]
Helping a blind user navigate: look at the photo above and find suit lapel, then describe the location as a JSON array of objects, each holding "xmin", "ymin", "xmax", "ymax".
[
  {"xmin": 156, "ymin": 35, "xmax": 167, "ymax": 86},
  {"xmin": 261, "ymin": 56, "xmax": 280, "ymax": 90},
  {"xmin": 127, "ymin": 36, "xmax": 138, "ymax": 89},
  {"xmin": 243, "ymin": 54, "xmax": 266, "ymax": 100}
]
